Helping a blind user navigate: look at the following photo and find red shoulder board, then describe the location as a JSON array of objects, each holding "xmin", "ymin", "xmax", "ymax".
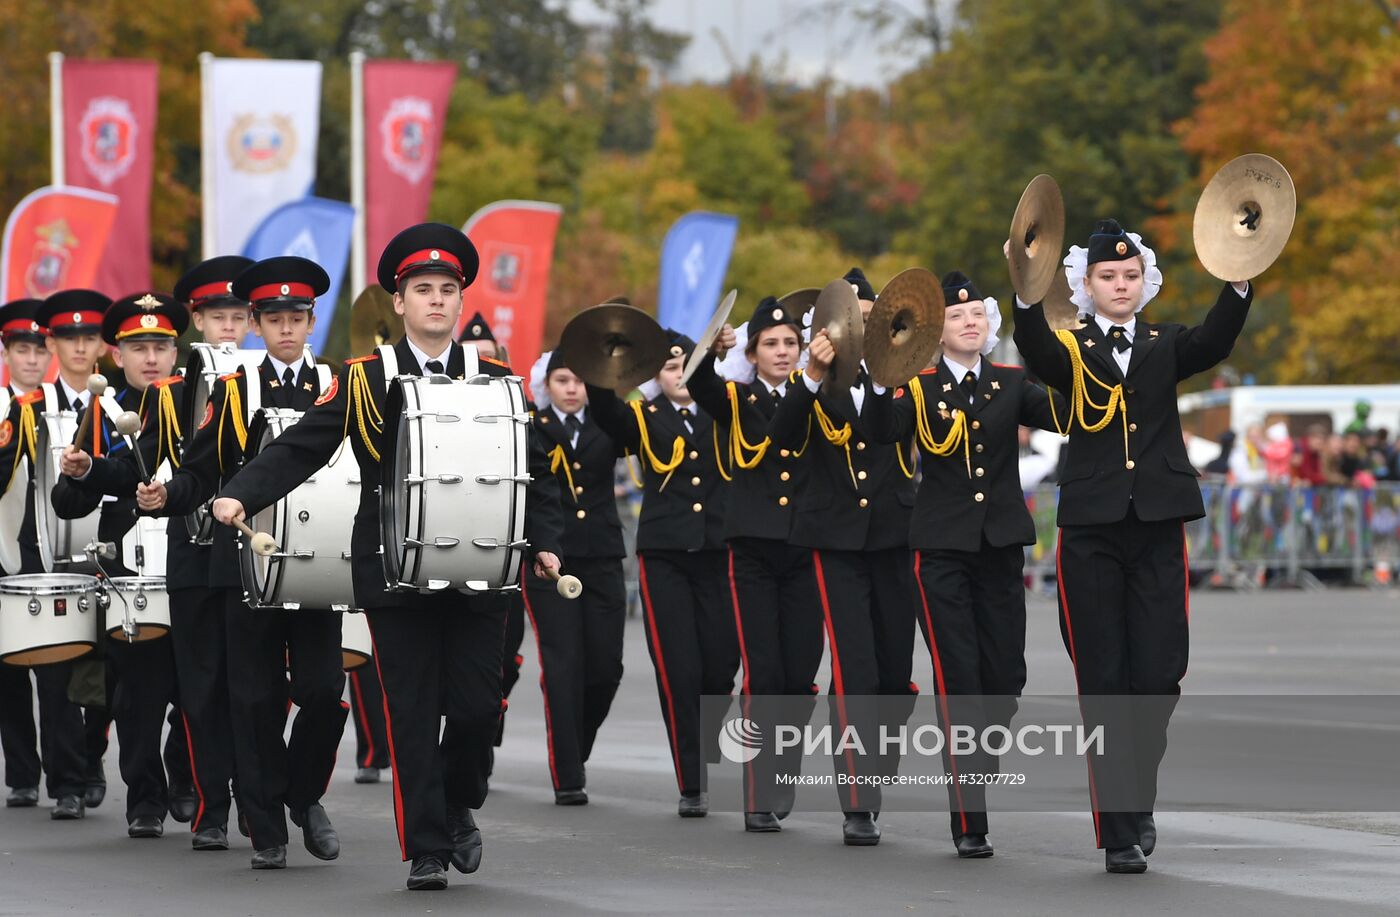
[
  {"xmin": 481, "ymin": 356, "xmax": 509, "ymax": 370},
  {"xmin": 152, "ymin": 375, "xmax": 183, "ymax": 389},
  {"xmin": 198, "ymin": 402, "xmax": 214, "ymax": 430},
  {"xmin": 991, "ymin": 362, "xmax": 1017, "ymax": 369},
  {"xmin": 313, "ymin": 375, "xmax": 339, "ymax": 406},
  {"xmin": 917, "ymin": 367, "xmax": 939, "ymax": 376},
  {"xmin": 218, "ymin": 371, "xmax": 242, "ymax": 382},
  {"xmin": 17, "ymin": 390, "xmax": 43, "ymax": 405},
  {"xmin": 0, "ymin": 420, "xmax": 12, "ymax": 448},
  {"xmin": 345, "ymin": 354, "xmax": 379, "ymax": 365},
  {"xmin": 893, "ymin": 387, "xmax": 906, "ymax": 400}
]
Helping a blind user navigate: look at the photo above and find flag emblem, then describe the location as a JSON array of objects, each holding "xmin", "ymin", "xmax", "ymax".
[
  {"xmin": 78, "ymin": 97, "xmax": 139, "ymax": 187},
  {"xmin": 228, "ymin": 113, "xmax": 297, "ymax": 173},
  {"xmin": 379, "ymin": 97, "xmax": 434, "ymax": 185}
]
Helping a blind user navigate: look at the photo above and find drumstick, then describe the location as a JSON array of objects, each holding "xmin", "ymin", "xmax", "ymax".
[
  {"xmin": 542, "ymin": 567, "xmax": 584, "ymax": 600},
  {"xmin": 230, "ymin": 518, "xmax": 279, "ymax": 557},
  {"xmin": 114, "ymin": 412, "xmax": 150, "ymax": 483},
  {"xmin": 79, "ymin": 374, "xmax": 107, "ymax": 457}
]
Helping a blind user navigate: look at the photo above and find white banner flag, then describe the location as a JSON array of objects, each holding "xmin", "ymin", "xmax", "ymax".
[{"xmin": 201, "ymin": 57, "xmax": 322, "ymax": 256}]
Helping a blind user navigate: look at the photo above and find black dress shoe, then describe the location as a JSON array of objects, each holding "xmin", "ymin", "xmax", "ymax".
[
  {"xmin": 447, "ymin": 807, "xmax": 482, "ymax": 874},
  {"xmin": 5, "ymin": 787, "xmax": 38, "ymax": 808},
  {"xmin": 744, "ymin": 812, "xmax": 781, "ymax": 832},
  {"xmin": 128, "ymin": 815, "xmax": 164, "ymax": 838},
  {"xmin": 554, "ymin": 788, "xmax": 588, "ymax": 806},
  {"xmin": 290, "ymin": 803, "xmax": 340, "ymax": 861},
  {"xmin": 773, "ymin": 787, "xmax": 795, "ymax": 821},
  {"xmin": 83, "ymin": 782, "xmax": 106, "ymax": 809},
  {"xmin": 407, "ymin": 855, "xmax": 448, "ymax": 890},
  {"xmin": 1105, "ymin": 845, "xmax": 1148, "ymax": 874},
  {"xmin": 955, "ymin": 833, "xmax": 994, "ymax": 858},
  {"xmin": 192, "ymin": 826, "xmax": 229, "ymax": 850},
  {"xmin": 677, "ymin": 792, "xmax": 708, "ymax": 818},
  {"xmin": 1138, "ymin": 814, "xmax": 1157, "ymax": 857},
  {"xmin": 251, "ymin": 845, "xmax": 287, "ymax": 870},
  {"xmin": 354, "ymin": 767, "xmax": 381, "ymax": 784},
  {"xmin": 51, "ymin": 795, "xmax": 85, "ymax": 820},
  {"xmin": 168, "ymin": 785, "xmax": 198, "ymax": 823},
  {"xmin": 842, "ymin": 811, "xmax": 881, "ymax": 846}
]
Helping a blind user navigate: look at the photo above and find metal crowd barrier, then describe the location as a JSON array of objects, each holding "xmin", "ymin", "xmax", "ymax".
[{"xmin": 1023, "ymin": 477, "xmax": 1400, "ymax": 587}]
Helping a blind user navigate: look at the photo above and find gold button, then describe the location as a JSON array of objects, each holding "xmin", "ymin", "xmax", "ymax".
[
  {"xmin": 972, "ymin": 420, "xmax": 981, "ymax": 430},
  {"xmin": 779, "ymin": 449, "xmax": 790, "ymax": 458},
  {"xmin": 572, "ymin": 461, "xmax": 581, "ymax": 470},
  {"xmin": 975, "ymin": 468, "xmax": 985, "ymax": 477},
  {"xmin": 574, "ymin": 485, "xmax": 584, "ymax": 495},
  {"xmin": 576, "ymin": 509, "xmax": 587, "ymax": 519},
  {"xmin": 859, "ymin": 498, "xmax": 869, "ymax": 508},
  {"xmin": 780, "ymin": 471, "xmax": 790, "ymax": 481},
  {"xmin": 1126, "ymin": 386, "xmax": 1135, "ymax": 395},
  {"xmin": 855, "ymin": 441, "xmax": 866, "ymax": 451},
  {"xmin": 974, "ymin": 493, "xmax": 985, "ymax": 502},
  {"xmin": 692, "ymin": 502, "xmax": 703, "ymax": 513},
  {"xmin": 688, "ymin": 451, "xmax": 699, "ymax": 460},
  {"xmin": 691, "ymin": 476, "xmax": 701, "ymax": 486},
  {"xmin": 778, "ymin": 496, "xmax": 789, "ymax": 506},
  {"xmin": 975, "ymin": 444, "xmax": 984, "ymax": 453},
  {"xmin": 857, "ymin": 470, "xmax": 867, "ymax": 480},
  {"xmin": 1129, "ymin": 423, "xmax": 1138, "ymax": 432},
  {"xmin": 1126, "ymin": 460, "xmax": 1136, "ymax": 470}
]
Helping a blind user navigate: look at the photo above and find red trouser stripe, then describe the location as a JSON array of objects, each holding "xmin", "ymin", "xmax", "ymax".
[
  {"xmin": 727, "ymin": 546, "xmax": 757, "ymax": 813},
  {"xmin": 366, "ymin": 622, "xmax": 409, "ymax": 860},
  {"xmin": 638, "ymin": 556, "xmax": 685, "ymax": 793},
  {"xmin": 179, "ymin": 711, "xmax": 207, "ymax": 832},
  {"xmin": 913, "ymin": 552, "xmax": 968, "ymax": 834}
]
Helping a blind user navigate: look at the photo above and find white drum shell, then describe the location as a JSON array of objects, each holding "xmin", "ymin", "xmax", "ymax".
[
  {"xmin": 33, "ymin": 412, "xmax": 101, "ymax": 574},
  {"xmin": 341, "ymin": 611, "xmax": 373, "ymax": 671},
  {"xmin": 0, "ymin": 574, "xmax": 100, "ymax": 666},
  {"xmin": 104, "ymin": 576, "xmax": 170, "ymax": 642}
]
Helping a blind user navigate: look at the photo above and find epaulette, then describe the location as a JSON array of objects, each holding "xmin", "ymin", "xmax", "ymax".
[
  {"xmin": 991, "ymin": 362, "xmax": 1017, "ymax": 370},
  {"xmin": 219, "ymin": 371, "xmax": 242, "ymax": 382},
  {"xmin": 917, "ymin": 367, "xmax": 939, "ymax": 376},
  {"xmin": 481, "ymin": 355, "xmax": 509, "ymax": 370},
  {"xmin": 345, "ymin": 354, "xmax": 378, "ymax": 365},
  {"xmin": 17, "ymin": 390, "xmax": 43, "ymax": 405},
  {"xmin": 152, "ymin": 375, "xmax": 183, "ymax": 388}
]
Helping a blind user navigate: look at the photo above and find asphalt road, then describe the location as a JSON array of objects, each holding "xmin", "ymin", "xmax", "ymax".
[{"xmin": 2, "ymin": 588, "xmax": 1398, "ymax": 915}]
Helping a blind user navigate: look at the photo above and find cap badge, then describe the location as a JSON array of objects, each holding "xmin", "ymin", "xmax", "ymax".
[
  {"xmin": 958, "ymin": 288, "xmax": 969, "ymax": 302},
  {"xmin": 136, "ymin": 294, "xmax": 160, "ymax": 310},
  {"xmin": 1115, "ymin": 241, "xmax": 1128, "ymax": 255},
  {"xmin": 471, "ymin": 324, "xmax": 482, "ymax": 336},
  {"xmin": 430, "ymin": 250, "xmax": 440, "ymax": 260},
  {"xmin": 72, "ymin": 312, "xmax": 83, "ymax": 324},
  {"xmin": 29, "ymin": 321, "xmax": 39, "ymax": 332},
  {"xmin": 139, "ymin": 314, "xmax": 158, "ymax": 328},
  {"xmin": 771, "ymin": 308, "xmax": 782, "ymax": 321},
  {"xmin": 670, "ymin": 345, "xmax": 683, "ymax": 357},
  {"xmin": 280, "ymin": 284, "xmax": 291, "ymax": 296}
]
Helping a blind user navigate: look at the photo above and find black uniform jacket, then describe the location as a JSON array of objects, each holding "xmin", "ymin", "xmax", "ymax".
[{"xmin": 533, "ymin": 400, "xmax": 627, "ymax": 561}]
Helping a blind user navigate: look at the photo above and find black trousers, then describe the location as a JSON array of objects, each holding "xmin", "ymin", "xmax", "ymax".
[
  {"xmin": 636, "ymin": 550, "xmax": 738, "ymax": 796},
  {"xmin": 170, "ymin": 586, "xmax": 236, "ymax": 831},
  {"xmin": 521, "ymin": 556, "xmax": 626, "ymax": 792},
  {"xmin": 812, "ymin": 547, "xmax": 918, "ymax": 813},
  {"xmin": 0, "ymin": 662, "xmax": 86, "ymax": 798},
  {"xmin": 365, "ymin": 591, "xmax": 509, "ymax": 861},
  {"xmin": 915, "ymin": 543, "xmax": 1027, "ymax": 838},
  {"xmin": 727, "ymin": 538, "xmax": 823, "ymax": 814},
  {"xmin": 105, "ymin": 635, "xmax": 178, "ymax": 820},
  {"xmin": 348, "ymin": 664, "xmax": 389, "ymax": 770},
  {"xmin": 1056, "ymin": 509, "xmax": 1189, "ymax": 849},
  {"xmin": 494, "ymin": 592, "xmax": 526, "ymax": 747},
  {"xmin": 224, "ymin": 594, "xmax": 346, "ymax": 850}
]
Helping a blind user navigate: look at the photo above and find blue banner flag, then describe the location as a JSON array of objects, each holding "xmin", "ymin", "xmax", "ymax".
[
  {"xmin": 239, "ymin": 196, "xmax": 354, "ymax": 355},
  {"xmin": 656, "ymin": 211, "xmax": 739, "ymax": 339}
]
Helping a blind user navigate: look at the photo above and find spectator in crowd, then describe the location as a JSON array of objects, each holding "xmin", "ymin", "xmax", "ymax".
[
  {"xmin": 1232, "ymin": 423, "xmax": 1270, "ymax": 484},
  {"xmin": 1263, "ymin": 422, "xmax": 1295, "ymax": 483},
  {"xmin": 1344, "ymin": 400, "xmax": 1372, "ymax": 436}
]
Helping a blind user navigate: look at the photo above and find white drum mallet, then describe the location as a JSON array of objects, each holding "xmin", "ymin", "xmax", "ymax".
[
  {"xmin": 543, "ymin": 567, "xmax": 583, "ymax": 600},
  {"xmin": 230, "ymin": 518, "xmax": 279, "ymax": 557}
]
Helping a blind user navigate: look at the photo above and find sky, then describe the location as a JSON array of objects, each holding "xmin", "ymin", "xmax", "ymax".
[{"xmin": 567, "ymin": 0, "xmax": 933, "ymax": 88}]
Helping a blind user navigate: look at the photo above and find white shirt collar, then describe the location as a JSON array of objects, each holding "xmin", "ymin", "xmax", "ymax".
[
  {"xmin": 267, "ymin": 354, "xmax": 305, "ymax": 380},
  {"xmin": 405, "ymin": 337, "xmax": 454, "ymax": 373},
  {"xmin": 58, "ymin": 376, "xmax": 85, "ymax": 407},
  {"xmin": 759, "ymin": 379, "xmax": 787, "ymax": 397},
  {"xmin": 942, "ymin": 354, "xmax": 982, "ymax": 382},
  {"xmin": 669, "ymin": 399, "xmax": 694, "ymax": 415},
  {"xmin": 551, "ymin": 404, "xmax": 586, "ymax": 425},
  {"xmin": 1093, "ymin": 313, "xmax": 1136, "ymax": 338}
]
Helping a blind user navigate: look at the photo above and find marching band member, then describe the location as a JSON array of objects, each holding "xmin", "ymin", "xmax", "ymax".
[
  {"xmin": 0, "ymin": 299, "xmax": 89, "ymax": 818},
  {"xmin": 769, "ymin": 268, "xmax": 919, "ymax": 846},
  {"xmin": 52, "ymin": 293, "xmax": 186, "ymax": 838},
  {"xmin": 687, "ymin": 298, "xmax": 821, "ymax": 833},
  {"xmin": 210, "ymin": 224, "xmax": 564, "ymax": 891},
  {"xmin": 524, "ymin": 348, "xmax": 629, "ymax": 806},
  {"xmin": 1012, "ymin": 220, "xmax": 1253, "ymax": 873},
  {"xmin": 583, "ymin": 328, "xmax": 738, "ymax": 818},
  {"xmin": 134, "ymin": 257, "xmax": 346, "ymax": 870},
  {"xmin": 866, "ymin": 270, "xmax": 1062, "ymax": 859}
]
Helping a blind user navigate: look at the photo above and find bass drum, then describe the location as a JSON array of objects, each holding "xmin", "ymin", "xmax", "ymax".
[
  {"xmin": 32, "ymin": 408, "xmax": 101, "ymax": 574},
  {"xmin": 0, "ymin": 574, "xmax": 100, "ymax": 666},
  {"xmin": 240, "ymin": 407, "xmax": 358, "ymax": 611},
  {"xmin": 341, "ymin": 611, "xmax": 373, "ymax": 671},
  {"xmin": 380, "ymin": 374, "xmax": 529, "ymax": 593}
]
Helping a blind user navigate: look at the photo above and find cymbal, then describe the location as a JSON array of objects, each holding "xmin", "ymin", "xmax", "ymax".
[
  {"xmin": 1043, "ymin": 265, "xmax": 1083, "ymax": 332},
  {"xmin": 349, "ymin": 286, "xmax": 400, "ymax": 357},
  {"xmin": 810, "ymin": 279, "xmax": 865, "ymax": 391},
  {"xmin": 777, "ymin": 287, "xmax": 821, "ymax": 317},
  {"xmin": 865, "ymin": 268, "xmax": 944, "ymax": 388},
  {"xmin": 1007, "ymin": 174, "xmax": 1066, "ymax": 304},
  {"xmin": 681, "ymin": 288, "xmax": 738, "ymax": 385},
  {"xmin": 558, "ymin": 303, "xmax": 671, "ymax": 390},
  {"xmin": 1193, "ymin": 153, "xmax": 1296, "ymax": 282}
]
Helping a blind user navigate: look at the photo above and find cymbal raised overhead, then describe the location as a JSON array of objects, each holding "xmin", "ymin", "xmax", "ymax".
[
  {"xmin": 558, "ymin": 303, "xmax": 671, "ymax": 390},
  {"xmin": 777, "ymin": 287, "xmax": 822, "ymax": 316},
  {"xmin": 865, "ymin": 268, "xmax": 944, "ymax": 388},
  {"xmin": 810, "ymin": 279, "xmax": 865, "ymax": 392},
  {"xmin": 1007, "ymin": 174, "xmax": 1066, "ymax": 305},
  {"xmin": 681, "ymin": 289, "xmax": 738, "ymax": 385},
  {"xmin": 1042, "ymin": 265, "xmax": 1083, "ymax": 332},
  {"xmin": 1193, "ymin": 153, "xmax": 1295, "ymax": 282},
  {"xmin": 349, "ymin": 286, "xmax": 401, "ymax": 356}
]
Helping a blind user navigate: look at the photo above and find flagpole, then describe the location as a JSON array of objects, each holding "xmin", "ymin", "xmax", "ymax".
[
  {"xmin": 199, "ymin": 52, "xmax": 215, "ymax": 258},
  {"xmin": 48, "ymin": 52, "xmax": 65, "ymax": 186},
  {"xmin": 349, "ymin": 51, "xmax": 367, "ymax": 292}
]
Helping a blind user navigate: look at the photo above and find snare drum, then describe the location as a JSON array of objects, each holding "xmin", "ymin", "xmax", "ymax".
[
  {"xmin": 381, "ymin": 374, "xmax": 529, "ymax": 592},
  {"xmin": 32, "ymin": 410, "xmax": 101, "ymax": 573},
  {"xmin": 341, "ymin": 611, "xmax": 372, "ymax": 670},
  {"xmin": 240, "ymin": 409, "xmax": 359, "ymax": 611},
  {"xmin": 0, "ymin": 574, "xmax": 100, "ymax": 665},
  {"xmin": 182, "ymin": 343, "xmax": 269, "ymax": 544},
  {"xmin": 104, "ymin": 576, "xmax": 170, "ymax": 642}
]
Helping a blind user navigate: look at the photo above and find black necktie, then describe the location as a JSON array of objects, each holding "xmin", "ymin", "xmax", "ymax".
[
  {"xmin": 280, "ymin": 368, "xmax": 295, "ymax": 407},
  {"xmin": 960, "ymin": 370, "xmax": 977, "ymax": 401},
  {"xmin": 854, "ymin": 366, "xmax": 869, "ymax": 388},
  {"xmin": 425, "ymin": 359, "xmax": 445, "ymax": 375},
  {"xmin": 73, "ymin": 394, "xmax": 85, "ymax": 414},
  {"xmin": 770, "ymin": 386, "xmax": 783, "ymax": 403},
  {"xmin": 1109, "ymin": 326, "xmax": 1132, "ymax": 353},
  {"xmin": 565, "ymin": 414, "xmax": 582, "ymax": 443},
  {"xmin": 678, "ymin": 406, "xmax": 694, "ymax": 433}
]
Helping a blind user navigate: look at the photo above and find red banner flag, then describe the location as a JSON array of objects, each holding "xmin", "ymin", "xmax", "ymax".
[
  {"xmin": 460, "ymin": 201, "xmax": 563, "ymax": 382},
  {"xmin": 363, "ymin": 59, "xmax": 457, "ymax": 290},
  {"xmin": 1, "ymin": 186, "xmax": 119, "ymax": 302},
  {"xmin": 60, "ymin": 59, "xmax": 158, "ymax": 296}
]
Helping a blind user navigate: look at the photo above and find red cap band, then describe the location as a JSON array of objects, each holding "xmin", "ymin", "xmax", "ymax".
[
  {"xmin": 188, "ymin": 280, "xmax": 236, "ymax": 303},
  {"xmin": 1, "ymin": 318, "xmax": 45, "ymax": 338},
  {"xmin": 115, "ymin": 313, "xmax": 178, "ymax": 340},
  {"xmin": 249, "ymin": 282, "xmax": 315, "ymax": 303},
  {"xmin": 395, "ymin": 248, "xmax": 463, "ymax": 282},
  {"xmin": 47, "ymin": 310, "xmax": 104, "ymax": 330}
]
